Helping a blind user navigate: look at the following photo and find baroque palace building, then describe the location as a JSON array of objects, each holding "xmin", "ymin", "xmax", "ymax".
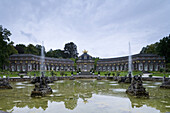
[{"xmin": 9, "ymin": 50, "xmax": 165, "ymax": 72}]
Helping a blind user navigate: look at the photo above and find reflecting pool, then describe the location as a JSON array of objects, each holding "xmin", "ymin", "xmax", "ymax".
[{"xmin": 0, "ymin": 79, "xmax": 170, "ymax": 113}]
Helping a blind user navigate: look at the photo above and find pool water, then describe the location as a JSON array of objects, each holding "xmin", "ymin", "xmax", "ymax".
[{"xmin": 0, "ymin": 80, "xmax": 170, "ymax": 113}]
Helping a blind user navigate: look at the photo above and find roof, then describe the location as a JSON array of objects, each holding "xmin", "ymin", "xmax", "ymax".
[
  {"xmin": 98, "ymin": 53, "xmax": 164, "ymax": 62},
  {"xmin": 78, "ymin": 53, "xmax": 92, "ymax": 60},
  {"xmin": 9, "ymin": 54, "xmax": 74, "ymax": 62}
]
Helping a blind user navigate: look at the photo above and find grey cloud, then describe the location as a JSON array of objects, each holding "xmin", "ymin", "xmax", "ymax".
[
  {"xmin": 0, "ymin": 0, "xmax": 170, "ymax": 57},
  {"xmin": 20, "ymin": 31, "xmax": 39, "ymax": 43}
]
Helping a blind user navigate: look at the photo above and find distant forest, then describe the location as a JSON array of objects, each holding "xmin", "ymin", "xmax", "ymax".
[{"xmin": 14, "ymin": 42, "xmax": 79, "ymax": 59}]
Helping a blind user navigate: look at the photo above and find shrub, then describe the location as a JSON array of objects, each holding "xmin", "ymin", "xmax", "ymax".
[
  {"xmin": 20, "ymin": 75, "xmax": 24, "ymax": 78},
  {"xmin": 108, "ymin": 73, "xmax": 111, "ymax": 76},
  {"xmin": 78, "ymin": 68, "xmax": 81, "ymax": 72},
  {"xmin": 51, "ymin": 71, "xmax": 54, "ymax": 76},
  {"xmin": 71, "ymin": 71, "xmax": 73, "ymax": 75},
  {"xmin": 149, "ymin": 75, "xmax": 152, "ymax": 78},
  {"xmin": 159, "ymin": 68, "xmax": 164, "ymax": 73},
  {"xmin": 139, "ymin": 72, "xmax": 143, "ymax": 76},
  {"xmin": 112, "ymin": 73, "xmax": 115, "ymax": 76},
  {"xmin": 116, "ymin": 72, "xmax": 120, "ymax": 76},
  {"xmin": 98, "ymin": 71, "xmax": 100, "ymax": 74},
  {"xmin": 60, "ymin": 71, "xmax": 65, "ymax": 76},
  {"xmin": 165, "ymin": 68, "xmax": 170, "ymax": 72}
]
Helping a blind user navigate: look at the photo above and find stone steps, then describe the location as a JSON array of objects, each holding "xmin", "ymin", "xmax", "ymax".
[{"xmin": 79, "ymin": 72, "xmax": 92, "ymax": 75}]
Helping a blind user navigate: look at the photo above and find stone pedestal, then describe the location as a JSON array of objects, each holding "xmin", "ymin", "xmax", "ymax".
[
  {"xmin": 31, "ymin": 76, "xmax": 52, "ymax": 97},
  {"xmin": 31, "ymin": 76, "xmax": 53, "ymax": 84},
  {"xmin": 97, "ymin": 75, "xmax": 101, "ymax": 80},
  {"xmin": 126, "ymin": 75, "xmax": 149, "ymax": 98},
  {"xmin": 160, "ymin": 76, "xmax": 170, "ymax": 89},
  {"xmin": 69, "ymin": 76, "xmax": 75, "ymax": 80},
  {"xmin": 118, "ymin": 72, "xmax": 132, "ymax": 83},
  {"xmin": 0, "ymin": 78, "xmax": 12, "ymax": 89}
]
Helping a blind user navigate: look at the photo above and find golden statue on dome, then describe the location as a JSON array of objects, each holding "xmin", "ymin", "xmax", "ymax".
[{"xmin": 83, "ymin": 50, "xmax": 88, "ymax": 54}]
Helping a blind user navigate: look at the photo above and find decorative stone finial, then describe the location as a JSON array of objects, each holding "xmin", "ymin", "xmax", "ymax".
[{"xmin": 83, "ymin": 50, "xmax": 88, "ymax": 54}]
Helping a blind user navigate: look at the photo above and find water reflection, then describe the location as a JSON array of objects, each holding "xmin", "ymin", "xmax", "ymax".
[{"xmin": 0, "ymin": 80, "xmax": 169, "ymax": 113}]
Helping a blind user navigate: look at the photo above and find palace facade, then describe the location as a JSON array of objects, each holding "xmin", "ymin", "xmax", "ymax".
[
  {"xmin": 96, "ymin": 54, "xmax": 165, "ymax": 72},
  {"xmin": 9, "ymin": 54, "xmax": 74, "ymax": 72},
  {"xmin": 8, "ymin": 51, "xmax": 165, "ymax": 72}
]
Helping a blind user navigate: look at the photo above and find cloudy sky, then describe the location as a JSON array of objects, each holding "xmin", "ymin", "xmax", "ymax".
[{"xmin": 0, "ymin": 0, "xmax": 170, "ymax": 58}]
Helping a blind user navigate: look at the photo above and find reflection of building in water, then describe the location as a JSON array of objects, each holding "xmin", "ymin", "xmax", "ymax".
[{"xmin": 8, "ymin": 52, "xmax": 165, "ymax": 72}]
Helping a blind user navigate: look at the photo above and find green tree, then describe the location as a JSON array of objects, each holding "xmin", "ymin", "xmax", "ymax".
[
  {"xmin": 35, "ymin": 44, "xmax": 46, "ymax": 56},
  {"xmin": 8, "ymin": 41, "xmax": 18, "ymax": 55},
  {"xmin": 46, "ymin": 49, "xmax": 54, "ymax": 57},
  {"xmin": 157, "ymin": 35, "xmax": 170, "ymax": 63},
  {"xmin": 15, "ymin": 44, "xmax": 26, "ymax": 54},
  {"xmin": 0, "ymin": 25, "xmax": 17, "ymax": 70},
  {"xmin": 140, "ymin": 34, "xmax": 170, "ymax": 69},
  {"xmin": 93, "ymin": 57, "xmax": 99, "ymax": 71},
  {"xmin": 64, "ymin": 42, "xmax": 78, "ymax": 58},
  {"xmin": 46, "ymin": 49, "xmax": 66, "ymax": 58},
  {"xmin": 25, "ymin": 44, "xmax": 39, "ymax": 55},
  {"xmin": 140, "ymin": 43, "xmax": 158, "ymax": 54}
]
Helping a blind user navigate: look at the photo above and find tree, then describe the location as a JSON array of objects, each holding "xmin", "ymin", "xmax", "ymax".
[
  {"xmin": 140, "ymin": 43, "xmax": 158, "ymax": 54},
  {"xmin": 93, "ymin": 57, "xmax": 99, "ymax": 71},
  {"xmin": 35, "ymin": 44, "xmax": 46, "ymax": 56},
  {"xmin": 157, "ymin": 35, "xmax": 170, "ymax": 63},
  {"xmin": 46, "ymin": 49, "xmax": 65, "ymax": 58},
  {"xmin": 46, "ymin": 49, "xmax": 54, "ymax": 57},
  {"xmin": 25, "ymin": 44, "xmax": 39, "ymax": 55},
  {"xmin": 140, "ymin": 34, "xmax": 170, "ymax": 69},
  {"xmin": 8, "ymin": 41, "xmax": 18, "ymax": 55},
  {"xmin": 0, "ymin": 25, "xmax": 17, "ymax": 70},
  {"xmin": 64, "ymin": 42, "xmax": 78, "ymax": 58},
  {"xmin": 15, "ymin": 44, "xmax": 26, "ymax": 54}
]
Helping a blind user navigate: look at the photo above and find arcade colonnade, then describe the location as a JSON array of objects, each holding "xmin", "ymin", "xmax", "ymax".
[
  {"xmin": 9, "ymin": 54, "xmax": 74, "ymax": 72},
  {"xmin": 8, "ymin": 53, "xmax": 165, "ymax": 72},
  {"xmin": 96, "ymin": 54, "xmax": 165, "ymax": 72}
]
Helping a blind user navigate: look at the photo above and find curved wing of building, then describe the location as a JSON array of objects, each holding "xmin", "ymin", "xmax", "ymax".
[
  {"xmin": 8, "ymin": 53, "xmax": 165, "ymax": 72},
  {"xmin": 9, "ymin": 54, "xmax": 74, "ymax": 72},
  {"xmin": 96, "ymin": 53, "xmax": 165, "ymax": 72}
]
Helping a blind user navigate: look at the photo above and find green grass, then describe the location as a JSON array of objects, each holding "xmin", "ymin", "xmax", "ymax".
[
  {"xmin": 0, "ymin": 71, "xmax": 77, "ymax": 77},
  {"xmin": 152, "ymin": 72, "xmax": 170, "ymax": 77},
  {"xmin": 0, "ymin": 71, "xmax": 19, "ymax": 78},
  {"xmin": 0, "ymin": 70, "xmax": 169, "ymax": 78},
  {"xmin": 94, "ymin": 71, "xmax": 170, "ymax": 77},
  {"xmin": 27, "ymin": 71, "xmax": 77, "ymax": 77},
  {"xmin": 95, "ymin": 71, "xmax": 142, "ymax": 76}
]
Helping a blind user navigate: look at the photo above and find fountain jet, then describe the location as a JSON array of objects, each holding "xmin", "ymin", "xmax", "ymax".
[
  {"xmin": 40, "ymin": 41, "xmax": 45, "ymax": 77},
  {"xmin": 128, "ymin": 42, "xmax": 132, "ymax": 78}
]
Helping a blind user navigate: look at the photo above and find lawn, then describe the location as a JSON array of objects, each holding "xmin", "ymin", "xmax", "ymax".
[
  {"xmin": 27, "ymin": 71, "xmax": 77, "ymax": 77},
  {"xmin": 0, "ymin": 70, "xmax": 169, "ymax": 78},
  {"xmin": 94, "ymin": 71, "xmax": 170, "ymax": 77},
  {"xmin": 94, "ymin": 71, "xmax": 142, "ymax": 76}
]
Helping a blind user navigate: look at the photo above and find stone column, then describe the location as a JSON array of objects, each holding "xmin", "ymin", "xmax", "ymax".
[
  {"xmin": 25, "ymin": 64, "xmax": 27, "ymax": 72},
  {"xmin": 148, "ymin": 63, "xmax": 149, "ymax": 71}
]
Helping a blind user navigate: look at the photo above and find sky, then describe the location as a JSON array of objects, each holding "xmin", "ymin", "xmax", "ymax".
[{"xmin": 0, "ymin": 0, "xmax": 170, "ymax": 58}]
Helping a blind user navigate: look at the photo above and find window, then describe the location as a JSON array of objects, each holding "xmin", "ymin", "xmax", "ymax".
[{"xmin": 84, "ymin": 55, "xmax": 87, "ymax": 59}]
